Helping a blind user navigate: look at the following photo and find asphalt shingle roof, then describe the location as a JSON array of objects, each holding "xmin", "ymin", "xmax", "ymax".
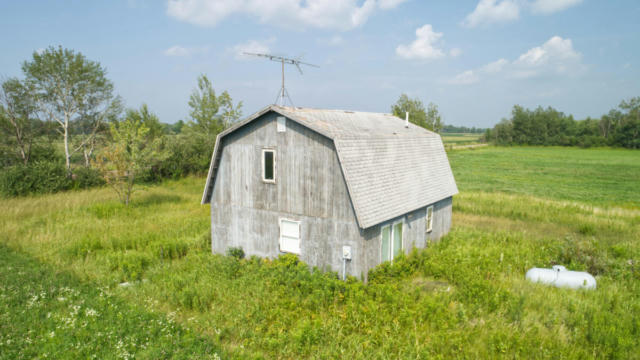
[{"xmin": 202, "ymin": 105, "xmax": 458, "ymax": 229}]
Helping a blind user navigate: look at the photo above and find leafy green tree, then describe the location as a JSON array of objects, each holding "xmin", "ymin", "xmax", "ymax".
[
  {"xmin": 613, "ymin": 97, "xmax": 640, "ymax": 148},
  {"xmin": 94, "ymin": 113, "xmax": 166, "ymax": 205},
  {"xmin": 187, "ymin": 74, "xmax": 242, "ymax": 137},
  {"xmin": 22, "ymin": 46, "xmax": 119, "ymax": 171},
  {"xmin": 123, "ymin": 104, "xmax": 164, "ymax": 140},
  {"xmin": 426, "ymin": 102, "xmax": 443, "ymax": 133},
  {"xmin": 391, "ymin": 94, "xmax": 428, "ymax": 129},
  {"xmin": 0, "ymin": 78, "xmax": 40, "ymax": 165}
]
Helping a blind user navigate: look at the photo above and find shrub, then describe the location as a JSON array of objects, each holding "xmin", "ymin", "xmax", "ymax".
[
  {"xmin": 226, "ymin": 246, "xmax": 245, "ymax": 259},
  {"xmin": 71, "ymin": 166, "xmax": 105, "ymax": 189},
  {"xmin": 0, "ymin": 161, "xmax": 72, "ymax": 197}
]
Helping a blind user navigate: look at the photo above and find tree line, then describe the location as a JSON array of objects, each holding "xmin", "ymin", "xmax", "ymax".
[
  {"xmin": 0, "ymin": 46, "xmax": 242, "ymax": 199},
  {"xmin": 484, "ymin": 99, "xmax": 640, "ymax": 148}
]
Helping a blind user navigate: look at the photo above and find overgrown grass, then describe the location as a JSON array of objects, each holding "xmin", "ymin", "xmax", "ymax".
[
  {"xmin": 0, "ymin": 244, "xmax": 221, "ymax": 359},
  {"xmin": 0, "ymin": 147, "xmax": 639, "ymax": 358}
]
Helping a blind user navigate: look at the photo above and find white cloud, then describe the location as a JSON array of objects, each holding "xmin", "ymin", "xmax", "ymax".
[
  {"xmin": 378, "ymin": 0, "xmax": 409, "ymax": 10},
  {"xmin": 232, "ymin": 38, "xmax": 275, "ymax": 59},
  {"xmin": 481, "ymin": 58, "xmax": 508, "ymax": 73},
  {"xmin": 449, "ymin": 36, "xmax": 583, "ymax": 84},
  {"xmin": 530, "ymin": 0, "xmax": 582, "ymax": 14},
  {"xmin": 449, "ymin": 48, "xmax": 462, "ymax": 58},
  {"xmin": 462, "ymin": 0, "xmax": 583, "ymax": 27},
  {"xmin": 462, "ymin": 0, "xmax": 519, "ymax": 27},
  {"xmin": 164, "ymin": 45, "xmax": 191, "ymax": 56},
  {"xmin": 448, "ymin": 70, "xmax": 480, "ymax": 85},
  {"xmin": 512, "ymin": 36, "xmax": 581, "ymax": 77},
  {"xmin": 167, "ymin": 0, "xmax": 407, "ymax": 30},
  {"xmin": 396, "ymin": 24, "xmax": 446, "ymax": 60}
]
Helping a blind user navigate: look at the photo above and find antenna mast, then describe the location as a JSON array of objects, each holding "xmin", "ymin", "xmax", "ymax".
[{"xmin": 243, "ymin": 52, "xmax": 319, "ymax": 107}]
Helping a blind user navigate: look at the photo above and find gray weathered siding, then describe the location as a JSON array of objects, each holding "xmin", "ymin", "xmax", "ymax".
[
  {"xmin": 209, "ymin": 111, "xmax": 454, "ymax": 279},
  {"xmin": 361, "ymin": 197, "xmax": 452, "ymax": 277},
  {"xmin": 210, "ymin": 113, "xmax": 365, "ymax": 276}
]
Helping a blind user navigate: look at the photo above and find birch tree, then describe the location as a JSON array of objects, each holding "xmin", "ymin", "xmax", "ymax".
[
  {"xmin": 0, "ymin": 78, "xmax": 39, "ymax": 165},
  {"xmin": 22, "ymin": 46, "xmax": 118, "ymax": 171}
]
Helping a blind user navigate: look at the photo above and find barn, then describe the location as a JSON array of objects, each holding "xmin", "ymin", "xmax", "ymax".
[{"xmin": 201, "ymin": 105, "xmax": 458, "ymax": 280}]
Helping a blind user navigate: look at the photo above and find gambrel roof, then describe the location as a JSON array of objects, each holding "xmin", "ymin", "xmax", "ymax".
[{"xmin": 202, "ymin": 105, "xmax": 458, "ymax": 229}]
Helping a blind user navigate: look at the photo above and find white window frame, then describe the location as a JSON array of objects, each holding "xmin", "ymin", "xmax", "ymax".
[
  {"xmin": 261, "ymin": 148, "xmax": 276, "ymax": 183},
  {"xmin": 426, "ymin": 205, "xmax": 434, "ymax": 233},
  {"xmin": 276, "ymin": 116, "xmax": 286, "ymax": 132},
  {"xmin": 279, "ymin": 218, "xmax": 301, "ymax": 254},
  {"xmin": 380, "ymin": 220, "xmax": 403, "ymax": 262}
]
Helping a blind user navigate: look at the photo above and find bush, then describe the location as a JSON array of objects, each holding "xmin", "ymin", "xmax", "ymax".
[
  {"xmin": 226, "ymin": 246, "xmax": 245, "ymax": 259},
  {"xmin": 71, "ymin": 166, "xmax": 105, "ymax": 189},
  {"xmin": 0, "ymin": 161, "xmax": 72, "ymax": 197}
]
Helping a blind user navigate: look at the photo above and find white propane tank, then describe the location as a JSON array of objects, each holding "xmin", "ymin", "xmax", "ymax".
[{"xmin": 526, "ymin": 265, "xmax": 596, "ymax": 290}]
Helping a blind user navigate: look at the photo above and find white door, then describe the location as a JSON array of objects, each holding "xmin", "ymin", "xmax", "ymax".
[{"xmin": 279, "ymin": 219, "xmax": 300, "ymax": 254}]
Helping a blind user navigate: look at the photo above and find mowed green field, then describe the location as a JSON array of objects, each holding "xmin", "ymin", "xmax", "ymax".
[
  {"xmin": 1, "ymin": 147, "xmax": 639, "ymax": 359},
  {"xmin": 441, "ymin": 133, "xmax": 483, "ymax": 145}
]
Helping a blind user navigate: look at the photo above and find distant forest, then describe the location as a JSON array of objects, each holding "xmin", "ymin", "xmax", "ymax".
[
  {"xmin": 441, "ymin": 125, "xmax": 486, "ymax": 134},
  {"xmin": 484, "ymin": 98, "xmax": 640, "ymax": 149}
]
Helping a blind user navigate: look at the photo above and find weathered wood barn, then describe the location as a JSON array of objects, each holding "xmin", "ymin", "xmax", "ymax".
[{"xmin": 201, "ymin": 105, "xmax": 458, "ymax": 279}]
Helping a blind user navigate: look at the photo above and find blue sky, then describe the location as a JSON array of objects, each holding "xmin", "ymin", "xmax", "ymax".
[{"xmin": 1, "ymin": 0, "xmax": 639, "ymax": 127}]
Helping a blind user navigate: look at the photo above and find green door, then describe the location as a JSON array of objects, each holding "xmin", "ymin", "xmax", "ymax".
[
  {"xmin": 393, "ymin": 222, "xmax": 403, "ymax": 259},
  {"xmin": 381, "ymin": 225, "xmax": 391, "ymax": 262}
]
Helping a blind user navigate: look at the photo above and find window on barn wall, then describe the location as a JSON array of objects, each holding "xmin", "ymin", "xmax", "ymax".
[
  {"xmin": 262, "ymin": 149, "xmax": 275, "ymax": 183},
  {"xmin": 279, "ymin": 218, "xmax": 300, "ymax": 254},
  {"xmin": 277, "ymin": 116, "xmax": 286, "ymax": 132},
  {"xmin": 381, "ymin": 221, "xmax": 403, "ymax": 262},
  {"xmin": 426, "ymin": 205, "xmax": 434, "ymax": 233}
]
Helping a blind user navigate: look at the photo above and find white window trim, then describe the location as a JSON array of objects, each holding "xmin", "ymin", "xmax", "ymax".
[
  {"xmin": 381, "ymin": 220, "xmax": 404, "ymax": 262},
  {"xmin": 426, "ymin": 205, "xmax": 434, "ymax": 233},
  {"xmin": 261, "ymin": 148, "xmax": 276, "ymax": 183},
  {"xmin": 279, "ymin": 218, "xmax": 301, "ymax": 254}
]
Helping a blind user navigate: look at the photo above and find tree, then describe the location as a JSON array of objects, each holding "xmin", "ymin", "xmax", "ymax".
[
  {"xmin": 391, "ymin": 94, "xmax": 428, "ymax": 129},
  {"xmin": 0, "ymin": 78, "xmax": 40, "ymax": 165},
  {"xmin": 94, "ymin": 113, "xmax": 165, "ymax": 205},
  {"xmin": 124, "ymin": 104, "xmax": 163, "ymax": 140},
  {"xmin": 22, "ymin": 46, "xmax": 119, "ymax": 171},
  {"xmin": 187, "ymin": 74, "xmax": 242, "ymax": 137},
  {"xmin": 426, "ymin": 102, "xmax": 443, "ymax": 133}
]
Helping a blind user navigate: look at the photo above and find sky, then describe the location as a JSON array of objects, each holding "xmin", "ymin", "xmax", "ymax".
[{"xmin": 1, "ymin": 0, "xmax": 639, "ymax": 128}]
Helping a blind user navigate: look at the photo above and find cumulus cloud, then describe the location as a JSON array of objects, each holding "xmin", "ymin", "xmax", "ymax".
[
  {"xmin": 462, "ymin": 0, "xmax": 583, "ymax": 27},
  {"xmin": 512, "ymin": 36, "xmax": 582, "ymax": 77},
  {"xmin": 449, "ymin": 36, "xmax": 583, "ymax": 84},
  {"xmin": 462, "ymin": 0, "xmax": 519, "ymax": 27},
  {"xmin": 167, "ymin": 0, "xmax": 407, "ymax": 30},
  {"xmin": 232, "ymin": 38, "xmax": 275, "ymax": 59},
  {"xmin": 396, "ymin": 24, "xmax": 447, "ymax": 60},
  {"xmin": 529, "ymin": 0, "xmax": 583, "ymax": 14},
  {"xmin": 481, "ymin": 58, "xmax": 508, "ymax": 73}
]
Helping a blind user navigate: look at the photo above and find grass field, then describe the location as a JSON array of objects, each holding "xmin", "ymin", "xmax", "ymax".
[
  {"xmin": 441, "ymin": 133, "xmax": 483, "ymax": 146},
  {"xmin": 1, "ymin": 146, "xmax": 639, "ymax": 359}
]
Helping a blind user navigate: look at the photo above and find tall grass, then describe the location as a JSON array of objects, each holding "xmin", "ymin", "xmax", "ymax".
[{"xmin": 1, "ymin": 147, "xmax": 639, "ymax": 358}]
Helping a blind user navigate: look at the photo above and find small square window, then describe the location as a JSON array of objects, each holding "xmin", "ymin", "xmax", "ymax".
[
  {"xmin": 262, "ymin": 149, "xmax": 275, "ymax": 183},
  {"xmin": 277, "ymin": 116, "xmax": 286, "ymax": 132},
  {"xmin": 426, "ymin": 205, "xmax": 434, "ymax": 233}
]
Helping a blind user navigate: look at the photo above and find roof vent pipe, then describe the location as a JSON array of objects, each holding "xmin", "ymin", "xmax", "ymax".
[{"xmin": 405, "ymin": 112, "xmax": 409, "ymax": 128}]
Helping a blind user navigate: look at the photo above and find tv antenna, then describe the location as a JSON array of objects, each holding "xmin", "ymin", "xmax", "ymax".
[{"xmin": 243, "ymin": 52, "xmax": 319, "ymax": 107}]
